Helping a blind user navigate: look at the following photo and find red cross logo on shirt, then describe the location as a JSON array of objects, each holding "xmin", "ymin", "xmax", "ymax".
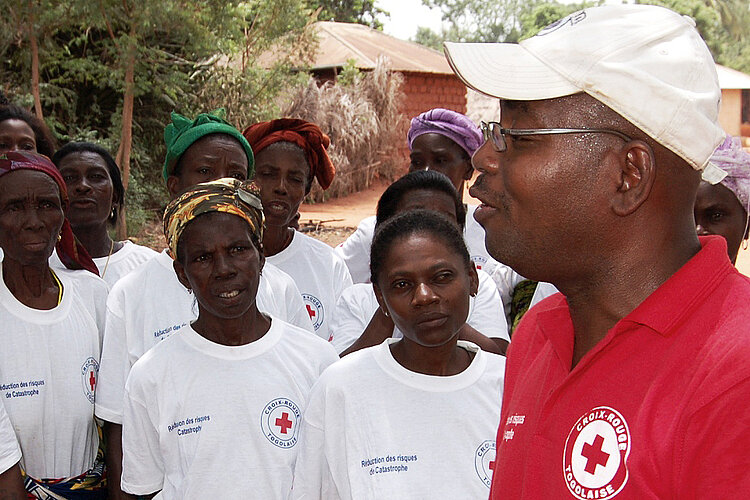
[
  {"xmin": 581, "ymin": 434, "xmax": 610, "ymax": 474},
  {"xmin": 489, "ymin": 460, "xmax": 495, "ymax": 471},
  {"xmin": 275, "ymin": 412, "xmax": 293, "ymax": 434},
  {"xmin": 306, "ymin": 304, "xmax": 316, "ymax": 319},
  {"xmin": 89, "ymin": 371, "xmax": 96, "ymax": 391}
]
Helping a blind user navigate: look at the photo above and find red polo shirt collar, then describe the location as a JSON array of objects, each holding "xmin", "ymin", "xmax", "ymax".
[{"xmin": 532, "ymin": 236, "xmax": 734, "ymax": 369}]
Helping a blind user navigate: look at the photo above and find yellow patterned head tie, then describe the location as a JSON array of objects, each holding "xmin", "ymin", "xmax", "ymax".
[{"xmin": 163, "ymin": 178, "xmax": 264, "ymax": 259}]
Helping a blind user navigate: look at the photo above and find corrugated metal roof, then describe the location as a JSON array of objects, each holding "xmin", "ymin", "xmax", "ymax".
[
  {"xmin": 717, "ymin": 64, "xmax": 750, "ymax": 90},
  {"xmin": 310, "ymin": 21, "xmax": 453, "ymax": 75}
]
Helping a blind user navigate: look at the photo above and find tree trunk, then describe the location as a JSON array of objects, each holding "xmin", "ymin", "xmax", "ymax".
[
  {"xmin": 115, "ymin": 24, "xmax": 136, "ymax": 240},
  {"xmin": 28, "ymin": 4, "xmax": 43, "ymax": 120}
]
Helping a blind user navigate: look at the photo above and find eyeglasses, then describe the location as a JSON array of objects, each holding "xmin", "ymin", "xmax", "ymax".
[{"xmin": 480, "ymin": 121, "xmax": 632, "ymax": 152}]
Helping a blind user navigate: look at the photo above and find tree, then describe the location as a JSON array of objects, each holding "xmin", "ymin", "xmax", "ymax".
[
  {"xmin": 0, "ymin": 0, "xmax": 317, "ymax": 239},
  {"xmin": 310, "ymin": 0, "xmax": 388, "ymax": 28}
]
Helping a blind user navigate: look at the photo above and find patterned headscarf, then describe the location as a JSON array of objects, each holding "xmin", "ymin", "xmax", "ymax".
[
  {"xmin": 407, "ymin": 108, "xmax": 483, "ymax": 157},
  {"xmin": 163, "ymin": 178, "xmax": 264, "ymax": 259},
  {"xmin": 243, "ymin": 118, "xmax": 335, "ymax": 190},
  {"xmin": 0, "ymin": 151, "xmax": 98, "ymax": 275},
  {"xmin": 163, "ymin": 109, "xmax": 255, "ymax": 181},
  {"xmin": 710, "ymin": 135, "xmax": 750, "ymax": 212}
]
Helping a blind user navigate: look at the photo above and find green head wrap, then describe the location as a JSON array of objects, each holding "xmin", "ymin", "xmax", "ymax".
[{"xmin": 162, "ymin": 109, "xmax": 255, "ymax": 181}]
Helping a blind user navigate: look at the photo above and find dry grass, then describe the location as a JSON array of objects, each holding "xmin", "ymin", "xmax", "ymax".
[{"xmin": 283, "ymin": 57, "xmax": 404, "ymax": 202}]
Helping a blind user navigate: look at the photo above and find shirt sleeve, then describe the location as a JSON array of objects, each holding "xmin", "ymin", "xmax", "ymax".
[
  {"xmin": 334, "ymin": 217, "xmax": 375, "ymax": 284},
  {"xmin": 677, "ymin": 376, "xmax": 750, "ymax": 498},
  {"xmin": 291, "ymin": 380, "xmax": 341, "ymax": 500},
  {"xmin": 0, "ymin": 401, "xmax": 21, "ymax": 475},
  {"xmin": 489, "ymin": 264, "xmax": 524, "ymax": 317},
  {"xmin": 121, "ymin": 372, "xmax": 164, "ymax": 496},
  {"xmin": 329, "ymin": 286, "xmax": 374, "ymax": 354},
  {"xmin": 95, "ymin": 289, "xmax": 129, "ymax": 424},
  {"xmin": 468, "ymin": 270, "xmax": 510, "ymax": 342}
]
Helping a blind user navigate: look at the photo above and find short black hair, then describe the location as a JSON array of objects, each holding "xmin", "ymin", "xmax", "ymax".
[
  {"xmin": 0, "ymin": 104, "xmax": 57, "ymax": 157},
  {"xmin": 375, "ymin": 170, "xmax": 466, "ymax": 229},
  {"xmin": 52, "ymin": 142, "xmax": 124, "ymax": 226},
  {"xmin": 370, "ymin": 209, "xmax": 471, "ymax": 285}
]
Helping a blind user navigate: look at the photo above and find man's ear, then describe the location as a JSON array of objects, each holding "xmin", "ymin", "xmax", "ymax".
[
  {"xmin": 373, "ymin": 283, "xmax": 389, "ymax": 317},
  {"xmin": 611, "ymin": 141, "xmax": 656, "ymax": 216},
  {"xmin": 173, "ymin": 259, "xmax": 191, "ymax": 291}
]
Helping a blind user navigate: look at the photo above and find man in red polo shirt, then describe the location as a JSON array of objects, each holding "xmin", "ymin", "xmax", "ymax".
[{"xmin": 444, "ymin": 4, "xmax": 750, "ymax": 499}]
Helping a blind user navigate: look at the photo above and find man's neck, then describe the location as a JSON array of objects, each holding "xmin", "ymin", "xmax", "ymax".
[{"xmin": 562, "ymin": 236, "xmax": 701, "ymax": 368}]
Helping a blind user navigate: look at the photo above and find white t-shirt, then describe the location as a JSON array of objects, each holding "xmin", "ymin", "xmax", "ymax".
[
  {"xmin": 291, "ymin": 339, "xmax": 505, "ymax": 499},
  {"xmin": 529, "ymin": 281, "xmax": 560, "ymax": 309},
  {"xmin": 329, "ymin": 270, "xmax": 509, "ymax": 354},
  {"xmin": 0, "ymin": 267, "xmax": 107, "ymax": 479},
  {"xmin": 50, "ymin": 241, "xmax": 159, "ymax": 287},
  {"xmin": 267, "ymin": 231, "xmax": 353, "ymax": 341},
  {"xmin": 334, "ymin": 208, "xmax": 523, "ymax": 308},
  {"xmin": 0, "ymin": 400, "xmax": 21, "ymax": 475},
  {"xmin": 121, "ymin": 320, "xmax": 339, "ymax": 499},
  {"xmin": 95, "ymin": 250, "xmax": 313, "ymax": 424}
]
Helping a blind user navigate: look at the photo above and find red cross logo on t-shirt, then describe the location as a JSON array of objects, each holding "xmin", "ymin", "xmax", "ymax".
[
  {"xmin": 581, "ymin": 434, "xmax": 610, "ymax": 474},
  {"xmin": 89, "ymin": 371, "xmax": 96, "ymax": 392},
  {"xmin": 275, "ymin": 412, "xmax": 293, "ymax": 434},
  {"xmin": 306, "ymin": 304, "xmax": 316, "ymax": 320}
]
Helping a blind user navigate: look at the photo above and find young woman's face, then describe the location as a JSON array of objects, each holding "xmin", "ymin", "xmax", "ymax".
[
  {"xmin": 252, "ymin": 145, "xmax": 310, "ymax": 227},
  {"xmin": 374, "ymin": 232, "xmax": 477, "ymax": 348},
  {"xmin": 57, "ymin": 151, "xmax": 115, "ymax": 229},
  {"xmin": 0, "ymin": 119, "xmax": 36, "ymax": 154},
  {"xmin": 695, "ymin": 180, "xmax": 748, "ymax": 264},
  {"xmin": 409, "ymin": 133, "xmax": 472, "ymax": 192},
  {"xmin": 174, "ymin": 212, "xmax": 264, "ymax": 321},
  {"xmin": 0, "ymin": 170, "xmax": 64, "ymax": 265}
]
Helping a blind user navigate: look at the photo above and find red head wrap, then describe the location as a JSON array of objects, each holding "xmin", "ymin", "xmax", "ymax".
[
  {"xmin": 243, "ymin": 119, "xmax": 335, "ymax": 190},
  {"xmin": 0, "ymin": 151, "xmax": 98, "ymax": 275}
]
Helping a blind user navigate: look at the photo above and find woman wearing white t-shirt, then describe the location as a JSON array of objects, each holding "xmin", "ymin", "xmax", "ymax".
[
  {"xmin": 293, "ymin": 210, "xmax": 505, "ymax": 499},
  {"xmin": 333, "ymin": 170, "xmax": 508, "ymax": 355},
  {"xmin": 50, "ymin": 142, "xmax": 157, "ymax": 286},
  {"xmin": 121, "ymin": 178, "xmax": 338, "ymax": 499},
  {"xmin": 0, "ymin": 152, "xmax": 107, "ymax": 497},
  {"xmin": 243, "ymin": 119, "xmax": 352, "ymax": 342}
]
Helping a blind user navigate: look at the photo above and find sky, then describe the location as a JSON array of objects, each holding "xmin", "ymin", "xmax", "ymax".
[{"xmin": 377, "ymin": 0, "xmax": 444, "ymax": 41}]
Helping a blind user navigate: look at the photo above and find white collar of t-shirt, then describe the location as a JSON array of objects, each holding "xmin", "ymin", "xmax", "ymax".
[
  {"xmin": 180, "ymin": 317, "xmax": 283, "ymax": 360},
  {"xmin": 372, "ymin": 339, "xmax": 488, "ymax": 392}
]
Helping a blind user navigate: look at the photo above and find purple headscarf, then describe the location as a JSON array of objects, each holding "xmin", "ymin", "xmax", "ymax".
[
  {"xmin": 407, "ymin": 108, "xmax": 483, "ymax": 157},
  {"xmin": 710, "ymin": 136, "xmax": 750, "ymax": 211}
]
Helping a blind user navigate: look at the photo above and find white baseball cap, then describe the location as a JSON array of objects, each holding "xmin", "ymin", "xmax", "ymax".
[{"xmin": 444, "ymin": 4, "xmax": 725, "ymax": 174}]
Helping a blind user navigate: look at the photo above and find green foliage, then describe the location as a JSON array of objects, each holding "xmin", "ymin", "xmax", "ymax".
[
  {"xmin": 519, "ymin": 2, "xmax": 598, "ymax": 40},
  {"xmin": 337, "ymin": 58, "xmax": 362, "ymax": 86},
  {"xmin": 420, "ymin": 0, "xmax": 543, "ymax": 44},
  {"xmin": 413, "ymin": 26, "xmax": 445, "ymax": 50},
  {"xmin": 310, "ymin": 0, "xmax": 389, "ymax": 29},
  {"xmin": 1, "ymin": 0, "xmax": 317, "ymax": 237}
]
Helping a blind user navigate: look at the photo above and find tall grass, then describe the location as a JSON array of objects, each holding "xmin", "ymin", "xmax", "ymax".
[{"xmin": 283, "ymin": 57, "xmax": 405, "ymax": 202}]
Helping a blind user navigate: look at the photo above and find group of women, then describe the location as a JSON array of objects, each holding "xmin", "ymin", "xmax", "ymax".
[{"xmin": 0, "ymin": 100, "xmax": 747, "ymax": 499}]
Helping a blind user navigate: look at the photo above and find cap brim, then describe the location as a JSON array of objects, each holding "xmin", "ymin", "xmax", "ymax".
[{"xmin": 443, "ymin": 42, "xmax": 580, "ymax": 100}]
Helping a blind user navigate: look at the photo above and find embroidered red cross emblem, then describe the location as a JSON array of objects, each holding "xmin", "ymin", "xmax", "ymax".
[
  {"xmin": 306, "ymin": 304, "xmax": 316, "ymax": 319},
  {"xmin": 89, "ymin": 371, "xmax": 96, "ymax": 391},
  {"xmin": 275, "ymin": 412, "xmax": 293, "ymax": 434},
  {"xmin": 581, "ymin": 434, "xmax": 609, "ymax": 474}
]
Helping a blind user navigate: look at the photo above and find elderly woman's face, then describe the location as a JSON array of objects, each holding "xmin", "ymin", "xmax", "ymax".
[
  {"xmin": 167, "ymin": 134, "xmax": 248, "ymax": 198},
  {"xmin": 0, "ymin": 170, "xmax": 64, "ymax": 265},
  {"xmin": 695, "ymin": 180, "xmax": 748, "ymax": 264},
  {"xmin": 57, "ymin": 151, "xmax": 115, "ymax": 229},
  {"xmin": 174, "ymin": 212, "xmax": 264, "ymax": 321}
]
